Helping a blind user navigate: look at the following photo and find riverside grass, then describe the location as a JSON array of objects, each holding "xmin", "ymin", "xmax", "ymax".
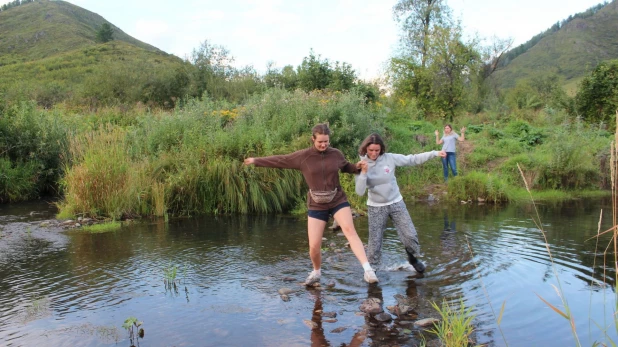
[
  {"xmin": 57, "ymin": 88, "xmax": 383, "ymax": 218},
  {"xmin": 427, "ymin": 298, "xmax": 479, "ymax": 347},
  {"xmin": 0, "ymin": 88, "xmax": 612, "ymax": 217},
  {"xmin": 80, "ymin": 221, "xmax": 121, "ymax": 233}
]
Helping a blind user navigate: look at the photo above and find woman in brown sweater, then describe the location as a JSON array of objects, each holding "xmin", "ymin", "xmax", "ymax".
[{"xmin": 244, "ymin": 123, "xmax": 378, "ymax": 285}]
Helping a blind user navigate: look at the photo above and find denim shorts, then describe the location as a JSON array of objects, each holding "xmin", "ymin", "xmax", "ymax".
[{"xmin": 307, "ymin": 201, "xmax": 350, "ymax": 222}]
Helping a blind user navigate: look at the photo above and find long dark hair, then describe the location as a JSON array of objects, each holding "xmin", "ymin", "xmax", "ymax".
[
  {"xmin": 358, "ymin": 133, "xmax": 386, "ymax": 156},
  {"xmin": 311, "ymin": 123, "xmax": 331, "ymax": 139}
]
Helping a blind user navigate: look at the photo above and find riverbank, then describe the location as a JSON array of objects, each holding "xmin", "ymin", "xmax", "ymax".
[{"xmin": 0, "ymin": 89, "xmax": 612, "ymax": 220}]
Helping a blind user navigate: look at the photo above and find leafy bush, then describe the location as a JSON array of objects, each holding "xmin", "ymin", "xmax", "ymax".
[
  {"xmin": 0, "ymin": 158, "xmax": 39, "ymax": 202},
  {"xmin": 0, "ymin": 101, "xmax": 70, "ymax": 195}
]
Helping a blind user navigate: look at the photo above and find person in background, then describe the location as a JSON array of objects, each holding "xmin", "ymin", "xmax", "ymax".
[
  {"xmin": 355, "ymin": 133, "xmax": 445, "ymax": 273},
  {"xmin": 243, "ymin": 123, "xmax": 379, "ymax": 285},
  {"xmin": 434, "ymin": 124, "xmax": 465, "ymax": 182}
]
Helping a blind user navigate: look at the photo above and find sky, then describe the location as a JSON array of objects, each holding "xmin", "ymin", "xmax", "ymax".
[{"xmin": 1, "ymin": 0, "xmax": 609, "ymax": 79}]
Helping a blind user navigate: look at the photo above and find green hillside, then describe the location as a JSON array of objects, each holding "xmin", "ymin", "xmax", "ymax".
[
  {"xmin": 0, "ymin": 0, "xmax": 192, "ymax": 108},
  {"xmin": 0, "ymin": 0, "xmax": 162, "ymax": 66},
  {"xmin": 492, "ymin": 0, "xmax": 618, "ymax": 90}
]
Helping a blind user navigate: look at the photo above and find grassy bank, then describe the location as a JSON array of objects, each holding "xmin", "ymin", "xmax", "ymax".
[{"xmin": 0, "ymin": 90, "xmax": 612, "ymax": 218}]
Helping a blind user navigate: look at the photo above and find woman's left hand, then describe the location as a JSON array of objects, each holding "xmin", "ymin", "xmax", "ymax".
[{"xmin": 357, "ymin": 160, "xmax": 368, "ymax": 173}]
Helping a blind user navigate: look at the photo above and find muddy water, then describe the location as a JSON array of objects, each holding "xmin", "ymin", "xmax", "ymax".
[{"xmin": 0, "ymin": 199, "xmax": 616, "ymax": 346}]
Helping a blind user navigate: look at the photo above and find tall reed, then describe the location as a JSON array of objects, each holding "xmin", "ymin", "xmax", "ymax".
[{"xmin": 57, "ymin": 89, "xmax": 383, "ymax": 218}]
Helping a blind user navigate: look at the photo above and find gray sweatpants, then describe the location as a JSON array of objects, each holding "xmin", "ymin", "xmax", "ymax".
[{"xmin": 367, "ymin": 199, "xmax": 420, "ymax": 265}]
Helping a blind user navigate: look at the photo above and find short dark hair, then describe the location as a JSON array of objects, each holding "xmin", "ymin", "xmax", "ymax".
[{"xmin": 359, "ymin": 133, "xmax": 386, "ymax": 156}]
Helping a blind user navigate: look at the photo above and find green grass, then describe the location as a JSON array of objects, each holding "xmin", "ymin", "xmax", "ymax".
[
  {"xmin": 427, "ymin": 298, "xmax": 478, "ymax": 347},
  {"xmin": 80, "ymin": 221, "xmax": 121, "ymax": 233}
]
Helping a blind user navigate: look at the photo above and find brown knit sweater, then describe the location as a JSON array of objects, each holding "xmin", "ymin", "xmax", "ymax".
[{"xmin": 253, "ymin": 146, "xmax": 359, "ymax": 211}]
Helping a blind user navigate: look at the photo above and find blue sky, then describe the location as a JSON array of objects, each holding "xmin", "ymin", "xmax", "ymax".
[{"xmin": 2, "ymin": 0, "xmax": 608, "ymax": 79}]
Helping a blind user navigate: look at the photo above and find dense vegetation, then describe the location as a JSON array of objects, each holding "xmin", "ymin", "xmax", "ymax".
[{"xmin": 0, "ymin": 0, "xmax": 616, "ymax": 220}]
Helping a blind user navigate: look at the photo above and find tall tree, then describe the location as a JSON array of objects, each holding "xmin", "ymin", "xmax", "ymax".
[
  {"xmin": 390, "ymin": 1, "xmax": 481, "ymax": 120},
  {"xmin": 297, "ymin": 50, "xmax": 332, "ymax": 91},
  {"xmin": 393, "ymin": 0, "xmax": 450, "ymax": 69},
  {"xmin": 189, "ymin": 40, "xmax": 235, "ymax": 99},
  {"xmin": 427, "ymin": 25, "xmax": 480, "ymax": 120},
  {"xmin": 96, "ymin": 23, "xmax": 114, "ymax": 43}
]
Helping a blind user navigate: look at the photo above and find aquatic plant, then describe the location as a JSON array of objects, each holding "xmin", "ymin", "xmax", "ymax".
[
  {"xmin": 122, "ymin": 316, "xmax": 144, "ymax": 347},
  {"xmin": 427, "ymin": 298, "xmax": 478, "ymax": 347},
  {"xmin": 24, "ymin": 296, "xmax": 50, "ymax": 321},
  {"xmin": 163, "ymin": 264, "xmax": 178, "ymax": 292},
  {"xmin": 80, "ymin": 221, "xmax": 121, "ymax": 233}
]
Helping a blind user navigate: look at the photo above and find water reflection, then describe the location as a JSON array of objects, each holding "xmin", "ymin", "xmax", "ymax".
[
  {"xmin": 0, "ymin": 199, "xmax": 616, "ymax": 346},
  {"xmin": 307, "ymin": 288, "xmax": 366, "ymax": 347}
]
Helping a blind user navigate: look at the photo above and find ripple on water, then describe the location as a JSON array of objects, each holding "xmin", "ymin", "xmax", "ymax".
[{"xmin": 1, "ymin": 201, "xmax": 616, "ymax": 346}]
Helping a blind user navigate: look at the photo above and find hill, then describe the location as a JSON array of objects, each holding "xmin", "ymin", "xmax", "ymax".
[
  {"xmin": 0, "ymin": 0, "xmax": 192, "ymax": 108},
  {"xmin": 0, "ymin": 0, "xmax": 163, "ymax": 66},
  {"xmin": 491, "ymin": 0, "xmax": 618, "ymax": 90}
]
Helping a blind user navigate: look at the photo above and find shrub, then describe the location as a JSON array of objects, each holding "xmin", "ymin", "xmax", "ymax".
[{"xmin": 0, "ymin": 158, "xmax": 39, "ymax": 202}]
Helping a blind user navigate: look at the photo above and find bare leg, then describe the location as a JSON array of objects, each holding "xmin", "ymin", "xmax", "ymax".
[
  {"xmin": 333, "ymin": 206, "xmax": 369, "ymax": 264},
  {"xmin": 307, "ymin": 217, "xmax": 327, "ymax": 270}
]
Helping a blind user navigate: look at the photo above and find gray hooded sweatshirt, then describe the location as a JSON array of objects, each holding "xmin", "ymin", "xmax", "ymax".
[{"xmin": 355, "ymin": 151, "xmax": 439, "ymax": 206}]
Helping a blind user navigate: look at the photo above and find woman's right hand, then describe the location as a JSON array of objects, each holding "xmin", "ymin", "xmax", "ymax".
[
  {"xmin": 243, "ymin": 158, "xmax": 255, "ymax": 165},
  {"xmin": 434, "ymin": 130, "xmax": 439, "ymax": 136}
]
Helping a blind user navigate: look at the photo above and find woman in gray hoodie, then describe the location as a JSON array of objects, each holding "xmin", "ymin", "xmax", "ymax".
[{"xmin": 355, "ymin": 133, "xmax": 445, "ymax": 273}]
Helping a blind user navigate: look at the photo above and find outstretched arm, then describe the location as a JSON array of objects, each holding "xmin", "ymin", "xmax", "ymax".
[
  {"xmin": 243, "ymin": 149, "xmax": 305, "ymax": 170},
  {"xmin": 391, "ymin": 151, "xmax": 442, "ymax": 167}
]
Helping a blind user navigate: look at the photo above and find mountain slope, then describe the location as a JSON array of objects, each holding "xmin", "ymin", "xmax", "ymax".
[
  {"xmin": 0, "ymin": 0, "xmax": 163, "ymax": 66},
  {"xmin": 0, "ymin": 0, "xmax": 192, "ymax": 108},
  {"xmin": 491, "ymin": 0, "xmax": 618, "ymax": 89}
]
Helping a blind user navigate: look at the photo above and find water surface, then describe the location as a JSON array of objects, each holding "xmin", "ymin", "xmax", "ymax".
[{"xmin": 0, "ymin": 199, "xmax": 616, "ymax": 346}]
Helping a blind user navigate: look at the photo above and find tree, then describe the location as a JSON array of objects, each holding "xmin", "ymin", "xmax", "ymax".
[
  {"xmin": 575, "ymin": 59, "xmax": 618, "ymax": 124},
  {"xmin": 393, "ymin": 0, "xmax": 450, "ymax": 69},
  {"xmin": 427, "ymin": 25, "xmax": 481, "ymax": 120},
  {"xmin": 297, "ymin": 50, "xmax": 332, "ymax": 91},
  {"xmin": 390, "ymin": 0, "xmax": 457, "ymax": 113},
  {"xmin": 96, "ymin": 23, "xmax": 114, "ymax": 43},
  {"xmin": 296, "ymin": 50, "xmax": 357, "ymax": 92},
  {"xmin": 189, "ymin": 40, "xmax": 235, "ymax": 99},
  {"xmin": 389, "ymin": 18, "xmax": 481, "ymax": 120},
  {"xmin": 481, "ymin": 36, "xmax": 513, "ymax": 79}
]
